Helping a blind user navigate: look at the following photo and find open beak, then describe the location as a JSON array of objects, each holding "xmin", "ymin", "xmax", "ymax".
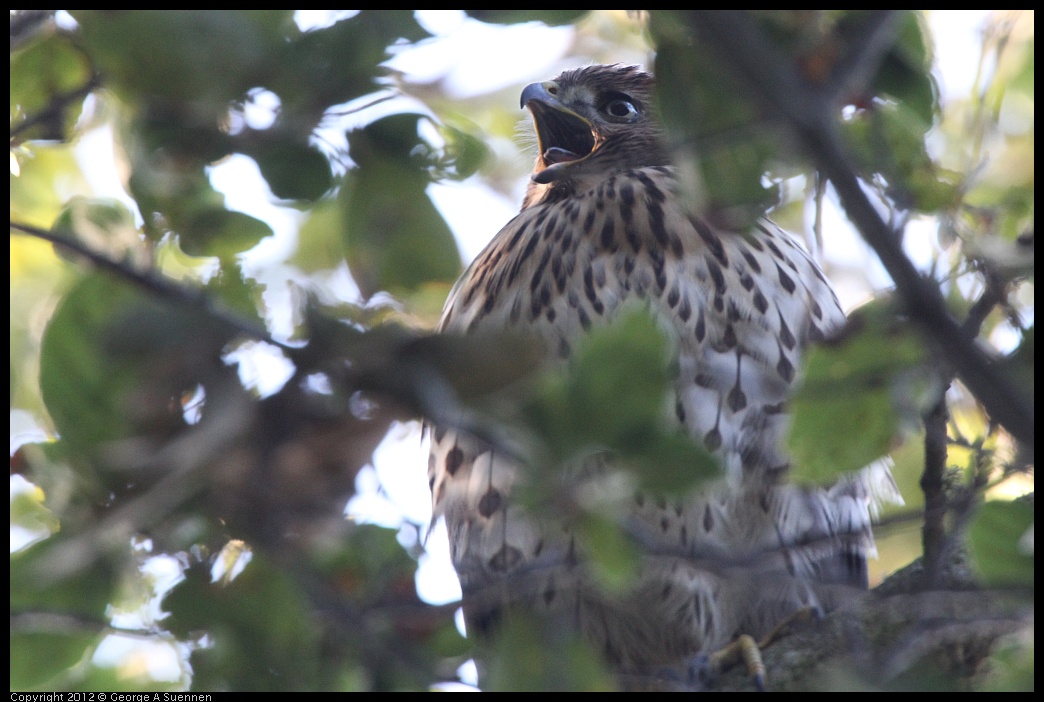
[{"xmin": 520, "ymin": 82, "xmax": 596, "ymax": 184}]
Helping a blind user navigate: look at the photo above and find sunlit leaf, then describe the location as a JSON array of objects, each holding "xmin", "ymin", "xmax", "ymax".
[{"xmin": 10, "ymin": 32, "xmax": 92, "ymax": 143}]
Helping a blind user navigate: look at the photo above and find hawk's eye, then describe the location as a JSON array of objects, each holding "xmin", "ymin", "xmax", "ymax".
[{"xmin": 601, "ymin": 96, "xmax": 640, "ymax": 122}]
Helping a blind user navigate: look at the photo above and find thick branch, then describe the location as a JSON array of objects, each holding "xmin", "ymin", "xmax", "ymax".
[{"xmin": 688, "ymin": 10, "xmax": 1034, "ymax": 448}]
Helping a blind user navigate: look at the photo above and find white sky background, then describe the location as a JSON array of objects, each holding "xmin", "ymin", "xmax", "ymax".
[{"xmin": 12, "ymin": 8, "xmax": 1012, "ymax": 686}]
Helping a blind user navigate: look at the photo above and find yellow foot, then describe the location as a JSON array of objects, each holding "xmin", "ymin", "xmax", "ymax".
[{"xmin": 708, "ymin": 605, "xmax": 824, "ymax": 690}]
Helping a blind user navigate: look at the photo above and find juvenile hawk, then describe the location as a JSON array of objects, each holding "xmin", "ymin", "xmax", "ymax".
[{"xmin": 428, "ymin": 64, "xmax": 894, "ymax": 686}]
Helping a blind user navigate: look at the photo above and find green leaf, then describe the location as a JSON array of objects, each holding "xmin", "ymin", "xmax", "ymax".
[
  {"xmin": 39, "ymin": 272, "xmax": 235, "ymax": 489},
  {"xmin": 521, "ymin": 309, "xmax": 717, "ymax": 494},
  {"xmin": 651, "ymin": 11, "xmax": 783, "ymax": 220},
  {"xmin": 789, "ymin": 298, "xmax": 932, "ymax": 481},
  {"xmin": 577, "ymin": 513, "xmax": 640, "ymax": 593},
  {"xmin": 967, "ymin": 499, "xmax": 1034, "ymax": 587},
  {"xmin": 72, "ymin": 11, "xmax": 287, "ymax": 106},
  {"xmin": 10, "ymin": 539, "xmax": 119, "ymax": 689},
  {"xmin": 433, "ymin": 121, "xmax": 491, "ymax": 181},
  {"xmin": 52, "ymin": 196, "xmax": 143, "ymax": 263},
  {"xmin": 873, "ymin": 11, "xmax": 936, "ymax": 124},
  {"xmin": 292, "ymin": 199, "xmax": 346, "ymax": 273},
  {"xmin": 842, "ymin": 100, "xmax": 956, "ymax": 212},
  {"xmin": 341, "ymin": 115, "xmax": 462, "ymax": 297},
  {"xmin": 39, "ymin": 274, "xmax": 147, "ymax": 459},
  {"xmin": 9, "ymin": 483, "xmax": 60, "ymax": 545},
  {"xmin": 275, "ymin": 11, "xmax": 428, "ymax": 110},
  {"xmin": 177, "ymin": 207, "xmax": 274, "ymax": 261},
  {"xmin": 164, "ymin": 554, "xmax": 319, "ymax": 691},
  {"xmin": 483, "ymin": 614, "xmax": 615, "ymax": 691},
  {"xmin": 10, "ymin": 32, "xmax": 93, "ymax": 143},
  {"xmin": 250, "ymin": 138, "xmax": 332, "ymax": 201}
]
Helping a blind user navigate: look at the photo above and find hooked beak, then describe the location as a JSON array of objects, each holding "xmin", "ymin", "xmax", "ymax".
[{"xmin": 520, "ymin": 81, "xmax": 596, "ymax": 184}]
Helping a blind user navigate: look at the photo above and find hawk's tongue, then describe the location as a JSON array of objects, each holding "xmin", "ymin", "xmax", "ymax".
[{"xmin": 544, "ymin": 146, "xmax": 581, "ymax": 164}]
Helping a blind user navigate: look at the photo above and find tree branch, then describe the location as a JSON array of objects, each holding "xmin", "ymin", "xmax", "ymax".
[
  {"xmin": 10, "ymin": 220, "xmax": 279, "ymax": 346},
  {"xmin": 687, "ymin": 10, "xmax": 1034, "ymax": 448}
]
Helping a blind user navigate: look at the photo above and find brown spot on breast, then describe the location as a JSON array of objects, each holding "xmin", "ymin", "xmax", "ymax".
[
  {"xmin": 478, "ymin": 487, "xmax": 503, "ymax": 518},
  {"xmin": 488, "ymin": 545, "xmax": 523, "ymax": 573},
  {"xmin": 753, "ymin": 291, "xmax": 768, "ymax": 314},
  {"xmin": 741, "ymin": 247, "xmax": 761, "ymax": 273},
  {"xmin": 776, "ymin": 263, "xmax": 796, "ymax": 294},
  {"xmin": 778, "ymin": 313, "xmax": 796, "ymax": 349},
  {"xmin": 777, "ymin": 352, "xmax": 795, "ymax": 383},
  {"xmin": 728, "ymin": 384, "xmax": 747, "ymax": 412},
  {"xmin": 445, "ymin": 445, "xmax": 464, "ymax": 476}
]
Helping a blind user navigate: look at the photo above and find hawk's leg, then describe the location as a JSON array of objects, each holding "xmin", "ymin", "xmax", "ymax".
[{"xmin": 703, "ymin": 606, "xmax": 825, "ymax": 690}]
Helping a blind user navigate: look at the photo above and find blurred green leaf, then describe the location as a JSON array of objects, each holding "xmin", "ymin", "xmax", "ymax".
[
  {"xmin": 841, "ymin": 100, "xmax": 957, "ymax": 212},
  {"xmin": 39, "ymin": 272, "xmax": 234, "ymax": 489},
  {"xmin": 250, "ymin": 137, "xmax": 332, "ymax": 201},
  {"xmin": 10, "ymin": 630, "xmax": 96, "ymax": 690},
  {"xmin": 875, "ymin": 12, "xmax": 937, "ymax": 122},
  {"xmin": 165, "ymin": 555, "xmax": 319, "ymax": 691},
  {"xmin": 577, "ymin": 513, "xmax": 640, "ymax": 593},
  {"xmin": 484, "ymin": 614, "xmax": 614, "ymax": 691},
  {"xmin": 292, "ymin": 199, "xmax": 346, "ymax": 273},
  {"xmin": 10, "ymin": 32, "xmax": 92, "ymax": 142},
  {"xmin": 10, "ymin": 144, "xmax": 91, "ymax": 228},
  {"xmin": 341, "ymin": 114, "xmax": 462, "ymax": 297},
  {"xmin": 276, "ymin": 11, "xmax": 428, "ymax": 111},
  {"xmin": 177, "ymin": 207, "xmax": 274, "ymax": 261},
  {"xmin": 968, "ymin": 499, "xmax": 1034, "ymax": 587},
  {"xmin": 976, "ymin": 627, "xmax": 1034, "ymax": 692},
  {"xmin": 651, "ymin": 11, "xmax": 782, "ymax": 220},
  {"xmin": 789, "ymin": 298, "xmax": 932, "ymax": 481},
  {"xmin": 52, "ymin": 196, "xmax": 143, "ymax": 263},
  {"xmin": 72, "ymin": 11, "xmax": 287, "ymax": 106},
  {"xmin": 434, "ymin": 121, "xmax": 491, "ymax": 181},
  {"xmin": 523, "ymin": 309, "xmax": 718, "ymax": 493},
  {"xmin": 10, "ymin": 539, "xmax": 120, "ymax": 690},
  {"xmin": 9, "ymin": 484, "xmax": 60, "ymax": 544}
]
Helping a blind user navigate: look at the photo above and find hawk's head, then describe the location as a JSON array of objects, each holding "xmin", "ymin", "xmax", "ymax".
[{"xmin": 521, "ymin": 64, "xmax": 668, "ymax": 207}]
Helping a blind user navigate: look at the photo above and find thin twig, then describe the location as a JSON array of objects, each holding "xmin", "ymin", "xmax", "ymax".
[
  {"xmin": 10, "ymin": 76, "xmax": 100, "ymax": 142},
  {"xmin": 10, "ymin": 220, "xmax": 280, "ymax": 346}
]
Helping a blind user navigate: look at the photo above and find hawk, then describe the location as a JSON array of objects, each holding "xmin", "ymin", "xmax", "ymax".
[{"xmin": 428, "ymin": 64, "xmax": 895, "ymax": 687}]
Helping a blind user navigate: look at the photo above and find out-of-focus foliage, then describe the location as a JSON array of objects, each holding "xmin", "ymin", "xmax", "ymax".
[
  {"xmin": 789, "ymin": 298, "xmax": 934, "ymax": 481},
  {"xmin": 10, "ymin": 9, "xmax": 1033, "ymax": 692}
]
